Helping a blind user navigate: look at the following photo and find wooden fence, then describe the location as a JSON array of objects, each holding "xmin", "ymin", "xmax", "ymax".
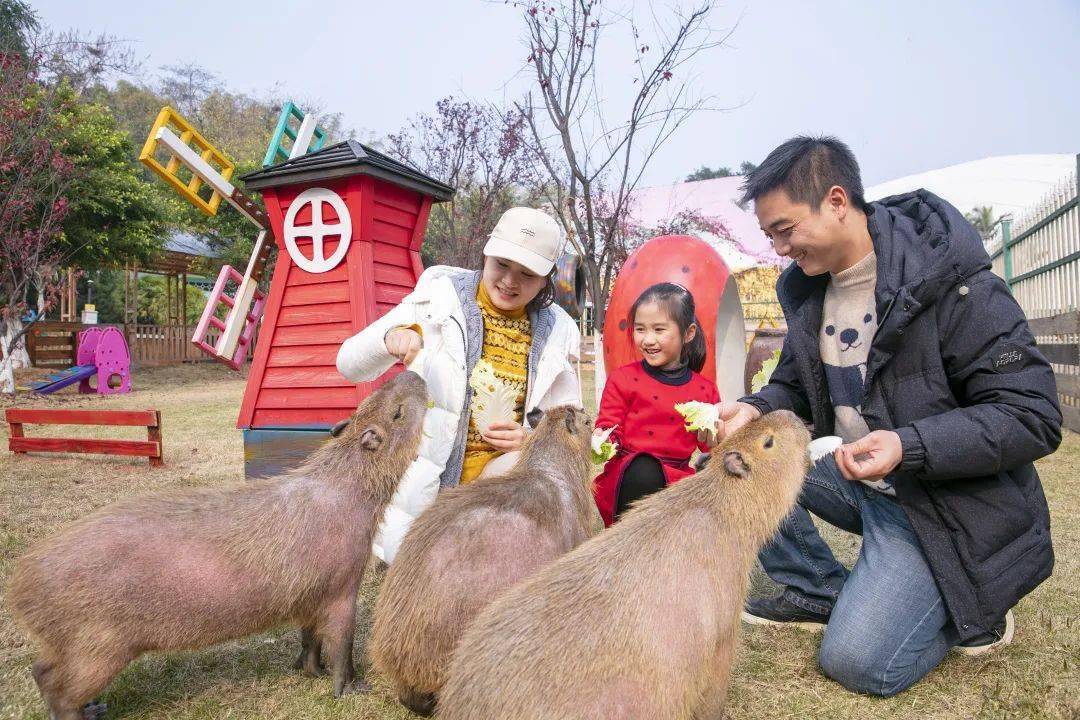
[
  {"xmin": 26, "ymin": 322, "xmax": 257, "ymax": 368},
  {"xmin": 1027, "ymin": 312, "xmax": 1080, "ymax": 433}
]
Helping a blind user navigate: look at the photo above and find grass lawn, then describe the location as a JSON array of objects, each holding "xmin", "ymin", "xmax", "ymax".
[{"xmin": 1, "ymin": 363, "xmax": 1076, "ymax": 719}]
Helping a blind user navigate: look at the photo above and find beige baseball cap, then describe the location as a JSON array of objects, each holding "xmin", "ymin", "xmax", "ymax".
[{"xmin": 483, "ymin": 207, "xmax": 563, "ymax": 276}]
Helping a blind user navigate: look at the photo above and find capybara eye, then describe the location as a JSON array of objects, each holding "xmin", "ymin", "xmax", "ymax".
[
  {"xmin": 763, "ymin": 436, "xmax": 774, "ymax": 449},
  {"xmin": 394, "ymin": 405, "xmax": 403, "ymax": 421}
]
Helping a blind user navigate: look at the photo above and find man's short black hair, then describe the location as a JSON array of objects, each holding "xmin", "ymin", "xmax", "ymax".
[{"xmin": 740, "ymin": 136, "xmax": 867, "ymax": 212}]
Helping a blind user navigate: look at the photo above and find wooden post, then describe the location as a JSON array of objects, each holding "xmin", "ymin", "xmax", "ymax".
[
  {"xmin": 9, "ymin": 415, "xmax": 24, "ymax": 453},
  {"xmin": 148, "ymin": 410, "xmax": 163, "ymax": 467},
  {"xmin": 181, "ymin": 271, "xmax": 188, "ymax": 361}
]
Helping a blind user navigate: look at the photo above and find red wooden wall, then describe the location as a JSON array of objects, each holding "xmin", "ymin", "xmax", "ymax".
[{"xmin": 237, "ymin": 174, "xmax": 432, "ymax": 429}]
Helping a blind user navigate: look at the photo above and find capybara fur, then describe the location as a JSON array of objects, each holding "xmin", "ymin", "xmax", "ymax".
[
  {"xmin": 369, "ymin": 404, "xmax": 595, "ymax": 715},
  {"xmin": 8, "ymin": 371, "xmax": 428, "ymax": 720},
  {"xmin": 439, "ymin": 410, "xmax": 811, "ymax": 720}
]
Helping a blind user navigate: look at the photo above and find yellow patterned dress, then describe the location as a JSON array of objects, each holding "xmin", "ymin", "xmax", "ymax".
[{"xmin": 459, "ymin": 282, "xmax": 532, "ymax": 484}]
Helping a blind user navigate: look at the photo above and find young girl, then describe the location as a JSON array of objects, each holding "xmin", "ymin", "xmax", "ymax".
[
  {"xmin": 336, "ymin": 207, "xmax": 582, "ymax": 562},
  {"xmin": 593, "ymin": 283, "xmax": 720, "ymax": 526}
]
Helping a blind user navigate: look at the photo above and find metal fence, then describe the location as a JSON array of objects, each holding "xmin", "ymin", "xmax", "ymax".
[
  {"xmin": 988, "ymin": 154, "xmax": 1080, "ymax": 432},
  {"xmin": 990, "ymin": 155, "xmax": 1080, "ymax": 317}
]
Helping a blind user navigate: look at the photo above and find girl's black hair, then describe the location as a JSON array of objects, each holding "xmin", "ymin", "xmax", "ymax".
[
  {"xmin": 628, "ymin": 282, "xmax": 708, "ymax": 372},
  {"xmin": 479, "ymin": 255, "xmax": 556, "ymax": 313}
]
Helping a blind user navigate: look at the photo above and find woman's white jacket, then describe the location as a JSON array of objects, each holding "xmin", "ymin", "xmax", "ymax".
[{"xmin": 336, "ymin": 266, "xmax": 582, "ymax": 563}]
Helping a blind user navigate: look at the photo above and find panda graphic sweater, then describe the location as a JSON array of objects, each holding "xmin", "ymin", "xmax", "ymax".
[{"xmin": 821, "ymin": 250, "xmax": 893, "ymax": 494}]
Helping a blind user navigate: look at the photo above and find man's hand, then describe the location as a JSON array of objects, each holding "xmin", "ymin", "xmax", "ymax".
[
  {"xmin": 384, "ymin": 327, "xmax": 422, "ymax": 365},
  {"xmin": 835, "ymin": 430, "xmax": 902, "ymax": 481},
  {"xmin": 716, "ymin": 401, "xmax": 762, "ymax": 441},
  {"xmin": 481, "ymin": 421, "xmax": 527, "ymax": 451},
  {"xmin": 695, "ymin": 427, "xmax": 719, "ymax": 448}
]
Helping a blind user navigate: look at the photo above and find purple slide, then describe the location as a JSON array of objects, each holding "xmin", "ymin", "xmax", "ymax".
[{"xmin": 30, "ymin": 365, "xmax": 98, "ymax": 394}]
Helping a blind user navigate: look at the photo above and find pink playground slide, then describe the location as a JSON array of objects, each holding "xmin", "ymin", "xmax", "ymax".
[{"xmin": 31, "ymin": 327, "xmax": 132, "ymax": 395}]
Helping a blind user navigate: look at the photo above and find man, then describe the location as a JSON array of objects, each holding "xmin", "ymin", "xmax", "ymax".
[{"xmin": 721, "ymin": 136, "xmax": 1060, "ymax": 697}]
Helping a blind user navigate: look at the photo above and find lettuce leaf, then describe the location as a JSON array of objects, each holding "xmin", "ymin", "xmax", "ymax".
[
  {"xmin": 674, "ymin": 401, "xmax": 721, "ymax": 433},
  {"xmin": 591, "ymin": 425, "xmax": 619, "ymax": 464},
  {"xmin": 750, "ymin": 347, "xmax": 783, "ymax": 393},
  {"xmin": 470, "ymin": 360, "xmax": 518, "ymax": 433}
]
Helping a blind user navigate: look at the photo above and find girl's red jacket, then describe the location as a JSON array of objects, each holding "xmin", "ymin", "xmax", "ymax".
[{"xmin": 593, "ymin": 360, "xmax": 720, "ymax": 526}]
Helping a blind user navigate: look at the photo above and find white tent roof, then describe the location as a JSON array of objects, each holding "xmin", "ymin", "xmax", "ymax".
[
  {"xmin": 865, "ymin": 154, "xmax": 1076, "ymax": 219},
  {"xmin": 624, "ymin": 154, "xmax": 1075, "ymax": 271}
]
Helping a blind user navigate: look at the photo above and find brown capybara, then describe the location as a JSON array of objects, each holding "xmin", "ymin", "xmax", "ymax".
[
  {"xmin": 368, "ymin": 404, "xmax": 595, "ymax": 716},
  {"xmin": 439, "ymin": 410, "xmax": 811, "ymax": 720},
  {"xmin": 8, "ymin": 371, "xmax": 428, "ymax": 720}
]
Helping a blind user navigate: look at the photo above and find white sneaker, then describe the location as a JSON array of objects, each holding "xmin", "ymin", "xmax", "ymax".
[{"xmin": 953, "ymin": 609, "xmax": 1015, "ymax": 656}]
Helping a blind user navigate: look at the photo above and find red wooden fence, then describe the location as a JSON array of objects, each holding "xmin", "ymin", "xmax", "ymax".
[{"xmin": 6, "ymin": 408, "xmax": 164, "ymax": 467}]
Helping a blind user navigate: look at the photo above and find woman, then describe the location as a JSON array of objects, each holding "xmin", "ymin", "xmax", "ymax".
[{"xmin": 336, "ymin": 207, "xmax": 582, "ymax": 563}]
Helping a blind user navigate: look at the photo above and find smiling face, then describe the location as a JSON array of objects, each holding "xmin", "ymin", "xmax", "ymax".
[
  {"xmin": 481, "ymin": 256, "xmax": 549, "ymax": 313},
  {"xmin": 632, "ymin": 301, "xmax": 696, "ymax": 370},
  {"xmin": 755, "ymin": 186, "xmax": 862, "ymax": 276}
]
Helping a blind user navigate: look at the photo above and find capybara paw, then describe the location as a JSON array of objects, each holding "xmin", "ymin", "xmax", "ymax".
[
  {"xmin": 82, "ymin": 701, "xmax": 107, "ymax": 720},
  {"xmin": 293, "ymin": 655, "xmax": 327, "ymax": 676},
  {"xmin": 334, "ymin": 678, "xmax": 373, "ymax": 696},
  {"xmin": 399, "ymin": 690, "xmax": 436, "ymax": 716}
]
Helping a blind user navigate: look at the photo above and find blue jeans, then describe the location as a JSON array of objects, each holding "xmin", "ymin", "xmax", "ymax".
[{"xmin": 758, "ymin": 455, "xmax": 958, "ymax": 697}]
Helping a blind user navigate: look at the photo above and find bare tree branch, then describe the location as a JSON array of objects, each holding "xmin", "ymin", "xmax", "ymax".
[{"xmin": 515, "ymin": 0, "xmax": 728, "ymax": 330}]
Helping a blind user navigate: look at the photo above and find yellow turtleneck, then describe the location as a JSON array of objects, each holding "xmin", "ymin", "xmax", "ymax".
[{"xmin": 459, "ymin": 282, "xmax": 532, "ymax": 484}]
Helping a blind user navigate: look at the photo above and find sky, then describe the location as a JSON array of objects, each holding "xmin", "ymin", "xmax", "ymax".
[{"xmin": 28, "ymin": 0, "xmax": 1080, "ymax": 188}]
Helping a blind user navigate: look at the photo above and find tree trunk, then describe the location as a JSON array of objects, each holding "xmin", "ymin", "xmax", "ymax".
[
  {"xmin": 0, "ymin": 335, "xmax": 15, "ymax": 395},
  {"xmin": 3, "ymin": 317, "xmax": 31, "ymax": 370}
]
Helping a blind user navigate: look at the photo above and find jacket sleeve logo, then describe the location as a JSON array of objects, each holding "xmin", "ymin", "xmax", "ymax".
[{"xmin": 992, "ymin": 344, "xmax": 1025, "ymax": 372}]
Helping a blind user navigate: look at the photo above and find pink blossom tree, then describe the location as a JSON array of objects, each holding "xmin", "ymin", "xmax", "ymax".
[
  {"xmin": 0, "ymin": 53, "xmax": 75, "ymax": 392},
  {"xmin": 388, "ymin": 97, "xmax": 542, "ymax": 268}
]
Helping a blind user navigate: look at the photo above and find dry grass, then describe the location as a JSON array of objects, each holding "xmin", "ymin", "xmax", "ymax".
[{"xmin": 1, "ymin": 363, "xmax": 1076, "ymax": 719}]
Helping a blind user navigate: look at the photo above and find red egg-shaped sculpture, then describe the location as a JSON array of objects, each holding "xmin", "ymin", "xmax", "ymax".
[{"xmin": 603, "ymin": 235, "xmax": 746, "ymax": 403}]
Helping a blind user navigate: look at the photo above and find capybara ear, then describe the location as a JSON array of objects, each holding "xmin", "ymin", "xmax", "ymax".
[
  {"xmin": 330, "ymin": 419, "xmax": 351, "ymax": 438},
  {"xmin": 526, "ymin": 408, "xmax": 544, "ymax": 428},
  {"xmin": 564, "ymin": 407, "xmax": 577, "ymax": 433},
  {"xmin": 360, "ymin": 426, "xmax": 386, "ymax": 451},
  {"xmin": 722, "ymin": 450, "xmax": 750, "ymax": 478},
  {"xmin": 693, "ymin": 452, "xmax": 711, "ymax": 472}
]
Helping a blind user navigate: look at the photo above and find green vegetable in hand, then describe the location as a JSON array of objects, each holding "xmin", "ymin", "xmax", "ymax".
[
  {"xmin": 591, "ymin": 425, "xmax": 619, "ymax": 464},
  {"xmin": 674, "ymin": 401, "xmax": 721, "ymax": 433},
  {"xmin": 750, "ymin": 347, "xmax": 783, "ymax": 393}
]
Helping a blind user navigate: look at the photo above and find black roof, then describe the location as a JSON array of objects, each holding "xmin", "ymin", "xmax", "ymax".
[{"xmin": 240, "ymin": 139, "xmax": 455, "ymax": 202}]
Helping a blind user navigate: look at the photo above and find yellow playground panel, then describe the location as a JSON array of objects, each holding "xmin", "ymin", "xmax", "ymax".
[{"xmin": 138, "ymin": 106, "xmax": 235, "ymax": 216}]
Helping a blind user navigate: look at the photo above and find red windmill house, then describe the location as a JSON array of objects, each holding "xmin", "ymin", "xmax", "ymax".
[{"xmin": 237, "ymin": 141, "xmax": 453, "ymax": 476}]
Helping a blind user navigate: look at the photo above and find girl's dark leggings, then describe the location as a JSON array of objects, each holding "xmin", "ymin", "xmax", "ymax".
[{"xmin": 614, "ymin": 454, "xmax": 666, "ymax": 520}]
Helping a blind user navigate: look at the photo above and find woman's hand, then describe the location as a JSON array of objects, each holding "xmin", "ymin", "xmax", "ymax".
[
  {"xmin": 696, "ymin": 427, "xmax": 719, "ymax": 448},
  {"xmin": 481, "ymin": 421, "xmax": 527, "ymax": 451},
  {"xmin": 384, "ymin": 327, "xmax": 422, "ymax": 365}
]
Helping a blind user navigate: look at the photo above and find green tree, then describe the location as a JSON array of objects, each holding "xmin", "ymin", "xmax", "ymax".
[
  {"xmin": 685, "ymin": 161, "xmax": 757, "ymax": 182},
  {"xmin": 686, "ymin": 165, "xmax": 734, "ymax": 181},
  {"xmin": 56, "ymin": 93, "xmax": 166, "ymax": 271},
  {"xmin": 965, "ymin": 206, "xmax": 997, "ymax": 241},
  {"xmin": 0, "ymin": 0, "xmax": 38, "ymax": 55}
]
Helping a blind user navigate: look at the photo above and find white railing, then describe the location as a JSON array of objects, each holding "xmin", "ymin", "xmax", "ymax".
[{"xmin": 990, "ymin": 157, "xmax": 1080, "ymax": 318}]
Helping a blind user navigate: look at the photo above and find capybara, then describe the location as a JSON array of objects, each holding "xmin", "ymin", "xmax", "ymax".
[
  {"xmin": 368, "ymin": 404, "xmax": 594, "ymax": 715},
  {"xmin": 8, "ymin": 371, "xmax": 428, "ymax": 720},
  {"xmin": 439, "ymin": 410, "xmax": 811, "ymax": 720}
]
